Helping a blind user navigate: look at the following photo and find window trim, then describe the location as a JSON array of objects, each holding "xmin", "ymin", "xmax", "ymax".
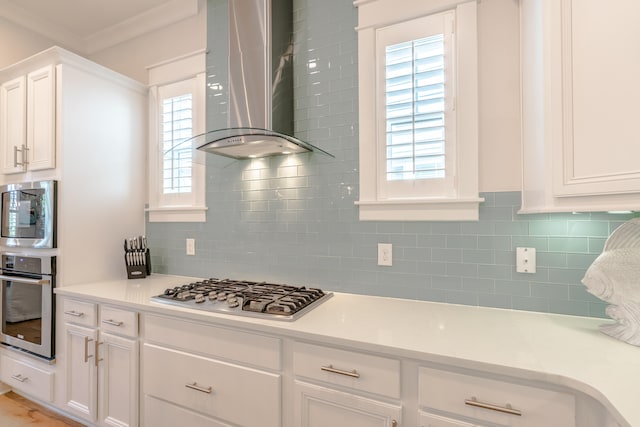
[
  {"xmin": 146, "ymin": 51, "xmax": 207, "ymax": 222},
  {"xmin": 355, "ymin": 0, "xmax": 483, "ymax": 221}
]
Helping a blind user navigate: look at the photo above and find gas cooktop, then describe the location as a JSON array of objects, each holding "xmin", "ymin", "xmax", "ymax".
[{"xmin": 150, "ymin": 278, "xmax": 333, "ymax": 321}]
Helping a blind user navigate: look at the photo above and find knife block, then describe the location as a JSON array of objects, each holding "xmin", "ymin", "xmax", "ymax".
[{"xmin": 125, "ymin": 249, "xmax": 151, "ymax": 279}]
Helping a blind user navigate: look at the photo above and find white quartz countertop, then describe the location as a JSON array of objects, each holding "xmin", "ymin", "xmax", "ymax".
[{"xmin": 55, "ymin": 274, "xmax": 640, "ymax": 427}]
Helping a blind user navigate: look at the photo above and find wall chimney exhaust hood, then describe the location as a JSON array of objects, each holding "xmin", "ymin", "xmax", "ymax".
[{"xmin": 193, "ymin": 0, "xmax": 333, "ymax": 160}]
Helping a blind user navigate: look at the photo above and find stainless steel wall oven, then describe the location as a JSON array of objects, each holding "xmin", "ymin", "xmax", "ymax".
[{"xmin": 0, "ymin": 254, "xmax": 55, "ymax": 360}]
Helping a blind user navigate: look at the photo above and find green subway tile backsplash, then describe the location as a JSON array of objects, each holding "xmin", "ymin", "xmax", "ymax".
[{"xmin": 147, "ymin": 0, "xmax": 639, "ymax": 320}]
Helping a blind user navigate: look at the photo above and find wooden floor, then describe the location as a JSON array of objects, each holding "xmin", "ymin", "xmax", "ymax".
[{"xmin": 0, "ymin": 392, "xmax": 85, "ymax": 426}]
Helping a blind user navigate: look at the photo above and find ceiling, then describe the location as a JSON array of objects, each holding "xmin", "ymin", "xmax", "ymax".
[{"xmin": 0, "ymin": 0, "xmax": 200, "ymax": 54}]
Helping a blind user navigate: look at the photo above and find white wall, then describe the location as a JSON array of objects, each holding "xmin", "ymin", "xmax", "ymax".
[
  {"xmin": 0, "ymin": 17, "xmax": 58, "ymax": 68},
  {"xmin": 477, "ymin": 0, "xmax": 521, "ymax": 192}
]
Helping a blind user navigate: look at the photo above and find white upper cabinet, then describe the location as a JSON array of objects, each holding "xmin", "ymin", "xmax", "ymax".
[
  {"xmin": 0, "ymin": 64, "xmax": 56, "ymax": 175},
  {"xmin": 521, "ymin": 0, "xmax": 640, "ymax": 212}
]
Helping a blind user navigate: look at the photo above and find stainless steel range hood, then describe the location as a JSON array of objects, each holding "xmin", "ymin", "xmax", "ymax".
[{"xmin": 194, "ymin": 0, "xmax": 333, "ymax": 160}]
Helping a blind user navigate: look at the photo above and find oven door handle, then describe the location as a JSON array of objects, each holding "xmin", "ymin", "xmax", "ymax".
[{"xmin": 0, "ymin": 275, "xmax": 50, "ymax": 285}]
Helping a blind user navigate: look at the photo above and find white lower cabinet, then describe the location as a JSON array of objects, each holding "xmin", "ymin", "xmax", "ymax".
[
  {"xmin": 63, "ymin": 299, "xmax": 139, "ymax": 427},
  {"xmin": 140, "ymin": 313, "xmax": 282, "ymax": 427},
  {"xmin": 295, "ymin": 381, "xmax": 401, "ymax": 427},
  {"xmin": 0, "ymin": 353, "xmax": 55, "ymax": 402},
  {"xmin": 418, "ymin": 367, "xmax": 575, "ymax": 427},
  {"xmin": 419, "ymin": 412, "xmax": 483, "ymax": 427},
  {"xmin": 53, "ymin": 301, "xmax": 624, "ymax": 427},
  {"xmin": 293, "ymin": 341, "xmax": 402, "ymax": 427},
  {"xmin": 144, "ymin": 395, "xmax": 232, "ymax": 427}
]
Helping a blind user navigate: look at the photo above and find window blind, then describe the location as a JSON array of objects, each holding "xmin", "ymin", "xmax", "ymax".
[
  {"xmin": 162, "ymin": 94, "xmax": 193, "ymax": 194},
  {"xmin": 385, "ymin": 34, "xmax": 445, "ymax": 181}
]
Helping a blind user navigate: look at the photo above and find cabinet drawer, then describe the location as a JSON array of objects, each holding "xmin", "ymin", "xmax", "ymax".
[
  {"xmin": 142, "ymin": 343, "xmax": 281, "ymax": 427},
  {"xmin": 99, "ymin": 305, "xmax": 138, "ymax": 337},
  {"xmin": 0, "ymin": 354, "xmax": 54, "ymax": 402},
  {"xmin": 293, "ymin": 341, "xmax": 400, "ymax": 399},
  {"xmin": 143, "ymin": 313, "xmax": 281, "ymax": 370},
  {"xmin": 294, "ymin": 380, "xmax": 402, "ymax": 427},
  {"xmin": 419, "ymin": 411, "xmax": 477, "ymax": 427},
  {"xmin": 144, "ymin": 395, "xmax": 232, "ymax": 427},
  {"xmin": 62, "ymin": 299, "xmax": 97, "ymax": 327},
  {"xmin": 418, "ymin": 367, "xmax": 575, "ymax": 427}
]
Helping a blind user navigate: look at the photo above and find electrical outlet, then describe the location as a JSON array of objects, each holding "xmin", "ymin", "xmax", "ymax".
[
  {"xmin": 378, "ymin": 243, "xmax": 392, "ymax": 266},
  {"xmin": 186, "ymin": 238, "xmax": 195, "ymax": 256},
  {"xmin": 516, "ymin": 247, "xmax": 536, "ymax": 273}
]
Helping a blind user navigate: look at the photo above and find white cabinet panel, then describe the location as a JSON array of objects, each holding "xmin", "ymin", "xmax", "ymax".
[
  {"xmin": 419, "ymin": 412, "xmax": 483, "ymax": 427},
  {"xmin": 62, "ymin": 298, "xmax": 97, "ymax": 327},
  {"xmin": 26, "ymin": 64, "xmax": 56, "ymax": 172},
  {"xmin": 99, "ymin": 332, "xmax": 138, "ymax": 427},
  {"xmin": 293, "ymin": 341, "xmax": 400, "ymax": 398},
  {"xmin": 553, "ymin": 0, "xmax": 640, "ymax": 197},
  {"xmin": 521, "ymin": 0, "xmax": 640, "ymax": 211},
  {"xmin": 418, "ymin": 367, "xmax": 575, "ymax": 427},
  {"xmin": 64, "ymin": 301, "xmax": 138, "ymax": 427},
  {"xmin": 143, "ymin": 313, "xmax": 280, "ymax": 370},
  {"xmin": 0, "ymin": 76, "xmax": 26, "ymax": 174},
  {"xmin": 0, "ymin": 353, "xmax": 54, "ymax": 402},
  {"xmin": 294, "ymin": 381, "xmax": 401, "ymax": 427},
  {"xmin": 142, "ymin": 343, "xmax": 281, "ymax": 427},
  {"xmin": 100, "ymin": 305, "xmax": 138, "ymax": 338},
  {"xmin": 144, "ymin": 395, "xmax": 232, "ymax": 427},
  {"xmin": 0, "ymin": 65, "xmax": 55, "ymax": 175},
  {"xmin": 65, "ymin": 323, "xmax": 98, "ymax": 422}
]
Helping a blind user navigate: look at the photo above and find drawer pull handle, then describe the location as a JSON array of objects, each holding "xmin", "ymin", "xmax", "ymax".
[
  {"xmin": 64, "ymin": 310, "xmax": 84, "ymax": 317},
  {"xmin": 11, "ymin": 374, "xmax": 27, "ymax": 383},
  {"xmin": 102, "ymin": 319, "xmax": 123, "ymax": 327},
  {"xmin": 95, "ymin": 341, "xmax": 103, "ymax": 367},
  {"xmin": 464, "ymin": 397, "xmax": 522, "ymax": 416},
  {"xmin": 185, "ymin": 382, "xmax": 212, "ymax": 394},
  {"xmin": 84, "ymin": 337, "xmax": 94, "ymax": 363},
  {"xmin": 321, "ymin": 364, "xmax": 360, "ymax": 378}
]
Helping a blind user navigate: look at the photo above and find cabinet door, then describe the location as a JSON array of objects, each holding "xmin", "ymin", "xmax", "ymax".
[
  {"xmin": 65, "ymin": 323, "xmax": 98, "ymax": 423},
  {"xmin": 0, "ymin": 75, "xmax": 26, "ymax": 174},
  {"xmin": 553, "ymin": 0, "xmax": 640, "ymax": 197},
  {"xmin": 294, "ymin": 381, "xmax": 401, "ymax": 427},
  {"xmin": 143, "ymin": 343, "xmax": 281, "ymax": 427},
  {"xmin": 419, "ymin": 412, "xmax": 484, "ymax": 427},
  {"xmin": 26, "ymin": 64, "xmax": 56, "ymax": 171},
  {"xmin": 99, "ymin": 332, "xmax": 138, "ymax": 427},
  {"xmin": 144, "ymin": 395, "xmax": 232, "ymax": 427}
]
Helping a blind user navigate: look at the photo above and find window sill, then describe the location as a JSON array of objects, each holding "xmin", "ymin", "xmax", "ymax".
[
  {"xmin": 147, "ymin": 206, "xmax": 207, "ymax": 223},
  {"xmin": 355, "ymin": 198, "xmax": 484, "ymax": 221}
]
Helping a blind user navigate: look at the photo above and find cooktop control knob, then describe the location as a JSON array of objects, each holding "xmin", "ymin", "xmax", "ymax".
[{"xmin": 227, "ymin": 297, "xmax": 239, "ymax": 308}]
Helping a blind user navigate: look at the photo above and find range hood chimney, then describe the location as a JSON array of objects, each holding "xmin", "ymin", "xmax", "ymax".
[{"xmin": 193, "ymin": 0, "xmax": 333, "ymax": 160}]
